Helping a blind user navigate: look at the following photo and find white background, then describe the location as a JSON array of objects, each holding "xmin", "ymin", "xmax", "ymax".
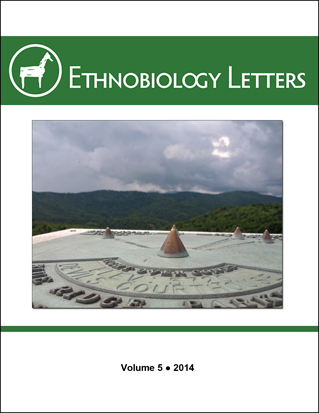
[{"xmin": 1, "ymin": 2, "xmax": 318, "ymax": 412}]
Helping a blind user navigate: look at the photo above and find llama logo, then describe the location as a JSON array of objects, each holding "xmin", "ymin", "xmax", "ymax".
[
  {"xmin": 20, "ymin": 52, "xmax": 53, "ymax": 89},
  {"xmin": 9, "ymin": 44, "xmax": 62, "ymax": 97}
]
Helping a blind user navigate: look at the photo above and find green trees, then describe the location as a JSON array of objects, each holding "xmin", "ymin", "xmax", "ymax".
[
  {"xmin": 32, "ymin": 221, "xmax": 69, "ymax": 236},
  {"xmin": 33, "ymin": 190, "xmax": 282, "ymax": 226},
  {"xmin": 32, "ymin": 191, "xmax": 282, "ymax": 235},
  {"xmin": 160, "ymin": 204, "xmax": 282, "ymax": 233}
]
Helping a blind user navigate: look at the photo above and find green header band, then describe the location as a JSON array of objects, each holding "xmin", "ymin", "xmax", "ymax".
[
  {"xmin": 1, "ymin": 326, "xmax": 318, "ymax": 332},
  {"xmin": 1, "ymin": 36, "xmax": 318, "ymax": 105}
]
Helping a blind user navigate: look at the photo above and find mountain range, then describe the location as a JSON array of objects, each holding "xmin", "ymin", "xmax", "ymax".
[{"xmin": 33, "ymin": 190, "xmax": 282, "ymax": 230}]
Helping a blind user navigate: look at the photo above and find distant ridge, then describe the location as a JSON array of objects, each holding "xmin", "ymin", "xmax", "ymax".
[
  {"xmin": 32, "ymin": 190, "xmax": 282, "ymax": 230},
  {"xmin": 161, "ymin": 204, "xmax": 282, "ymax": 234}
]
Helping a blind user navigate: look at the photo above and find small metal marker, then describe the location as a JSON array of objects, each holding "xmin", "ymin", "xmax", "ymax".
[
  {"xmin": 261, "ymin": 229, "xmax": 274, "ymax": 243},
  {"xmin": 232, "ymin": 227, "xmax": 245, "ymax": 240},
  {"xmin": 157, "ymin": 227, "xmax": 189, "ymax": 258},
  {"xmin": 102, "ymin": 227, "xmax": 114, "ymax": 239}
]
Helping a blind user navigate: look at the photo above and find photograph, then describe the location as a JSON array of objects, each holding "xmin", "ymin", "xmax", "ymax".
[{"xmin": 32, "ymin": 120, "xmax": 283, "ymax": 309}]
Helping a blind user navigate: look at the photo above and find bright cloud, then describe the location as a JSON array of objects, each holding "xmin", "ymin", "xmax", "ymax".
[{"xmin": 212, "ymin": 149, "xmax": 230, "ymax": 158}]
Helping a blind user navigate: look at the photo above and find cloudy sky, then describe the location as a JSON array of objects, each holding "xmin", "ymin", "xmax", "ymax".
[{"xmin": 32, "ymin": 120, "xmax": 282, "ymax": 196}]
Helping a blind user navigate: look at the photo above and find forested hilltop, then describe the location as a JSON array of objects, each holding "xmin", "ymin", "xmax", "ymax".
[
  {"xmin": 161, "ymin": 204, "xmax": 282, "ymax": 234},
  {"xmin": 33, "ymin": 190, "xmax": 281, "ymax": 231}
]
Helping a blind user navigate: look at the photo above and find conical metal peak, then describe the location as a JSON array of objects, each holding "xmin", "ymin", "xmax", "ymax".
[
  {"xmin": 233, "ymin": 227, "xmax": 245, "ymax": 240},
  {"xmin": 261, "ymin": 229, "xmax": 273, "ymax": 243},
  {"xmin": 102, "ymin": 227, "xmax": 114, "ymax": 239},
  {"xmin": 171, "ymin": 224, "xmax": 180, "ymax": 235},
  {"xmin": 157, "ymin": 228, "xmax": 189, "ymax": 258}
]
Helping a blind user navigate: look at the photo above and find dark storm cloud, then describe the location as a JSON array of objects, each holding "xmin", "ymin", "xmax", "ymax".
[{"xmin": 32, "ymin": 120, "xmax": 282, "ymax": 195}]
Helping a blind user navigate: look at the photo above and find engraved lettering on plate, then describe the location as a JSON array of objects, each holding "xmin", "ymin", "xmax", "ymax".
[
  {"xmin": 116, "ymin": 282, "xmax": 132, "ymax": 291},
  {"xmin": 207, "ymin": 282, "xmax": 228, "ymax": 294},
  {"xmin": 230, "ymin": 298, "xmax": 258, "ymax": 308},
  {"xmin": 134, "ymin": 284, "xmax": 149, "ymax": 292},
  {"xmin": 224, "ymin": 282, "xmax": 243, "ymax": 291},
  {"xmin": 32, "ymin": 264, "xmax": 53, "ymax": 285},
  {"xmin": 150, "ymin": 270, "xmax": 161, "ymax": 276},
  {"xmin": 128, "ymin": 274, "xmax": 144, "ymax": 282},
  {"xmin": 211, "ymin": 300, "xmax": 230, "ymax": 308},
  {"xmin": 122, "ymin": 266, "xmax": 135, "ymax": 272},
  {"xmin": 50, "ymin": 286, "xmax": 73, "ymax": 295},
  {"xmin": 192, "ymin": 270, "xmax": 202, "ymax": 277},
  {"xmin": 153, "ymin": 284, "xmax": 169, "ymax": 294},
  {"xmin": 86, "ymin": 277, "xmax": 106, "ymax": 285},
  {"xmin": 32, "ymin": 270, "xmax": 47, "ymax": 278},
  {"xmin": 76, "ymin": 293, "xmax": 101, "ymax": 304},
  {"xmin": 161, "ymin": 271, "xmax": 172, "ymax": 277},
  {"xmin": 184, "ymin": 300, "xmax": 203, "ymax": 308},
  {"xmin": 63, "ymin": 290, "xmax": 85, "ymax": 300},
  {"xmin": 124, "ymin": 299, "xmax": 146, "ymax": 308},
  {"xmin": 174, "ymin": 271, "xmax": 187, "ymax": 277},
  {"xmin": 265, "ymin": 296, "xmax": 282, "ymax": 307},
  {"xmin": 33, "ymin": 276, "xmax": 53, "ymax": 285},
  {"xmin": 100, "ymin": 296, "xmax": 122, "ymax": 308},
  {"xmin": 252, "ymin": 294, "xmax": 282, "ymax": 307},
  {"xmin": 109, "ymin": 272, "xmax": 124, "ymax": 279},
  {"xmin": 186, "ymin": 285, "xmax": 204, "ymax": 294},
  {"xmin": 271, "ymin": 291, "xmax": 283, "ymax": 298}
]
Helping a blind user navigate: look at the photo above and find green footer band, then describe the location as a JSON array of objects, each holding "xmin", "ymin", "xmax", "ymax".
[{"xmin": 1, "ymin": 326, "xmax": 318, "ymax": 332}]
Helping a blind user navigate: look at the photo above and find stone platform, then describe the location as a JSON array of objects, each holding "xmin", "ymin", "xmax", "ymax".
[{"xmin": 32, "ymin": 229, "xmax": 283, "ymax": 309}]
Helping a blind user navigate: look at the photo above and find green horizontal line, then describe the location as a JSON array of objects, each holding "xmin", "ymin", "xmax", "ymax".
[{"xmin": 1, "ymin": 326, "xmax": 318, "ymax": 332}]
